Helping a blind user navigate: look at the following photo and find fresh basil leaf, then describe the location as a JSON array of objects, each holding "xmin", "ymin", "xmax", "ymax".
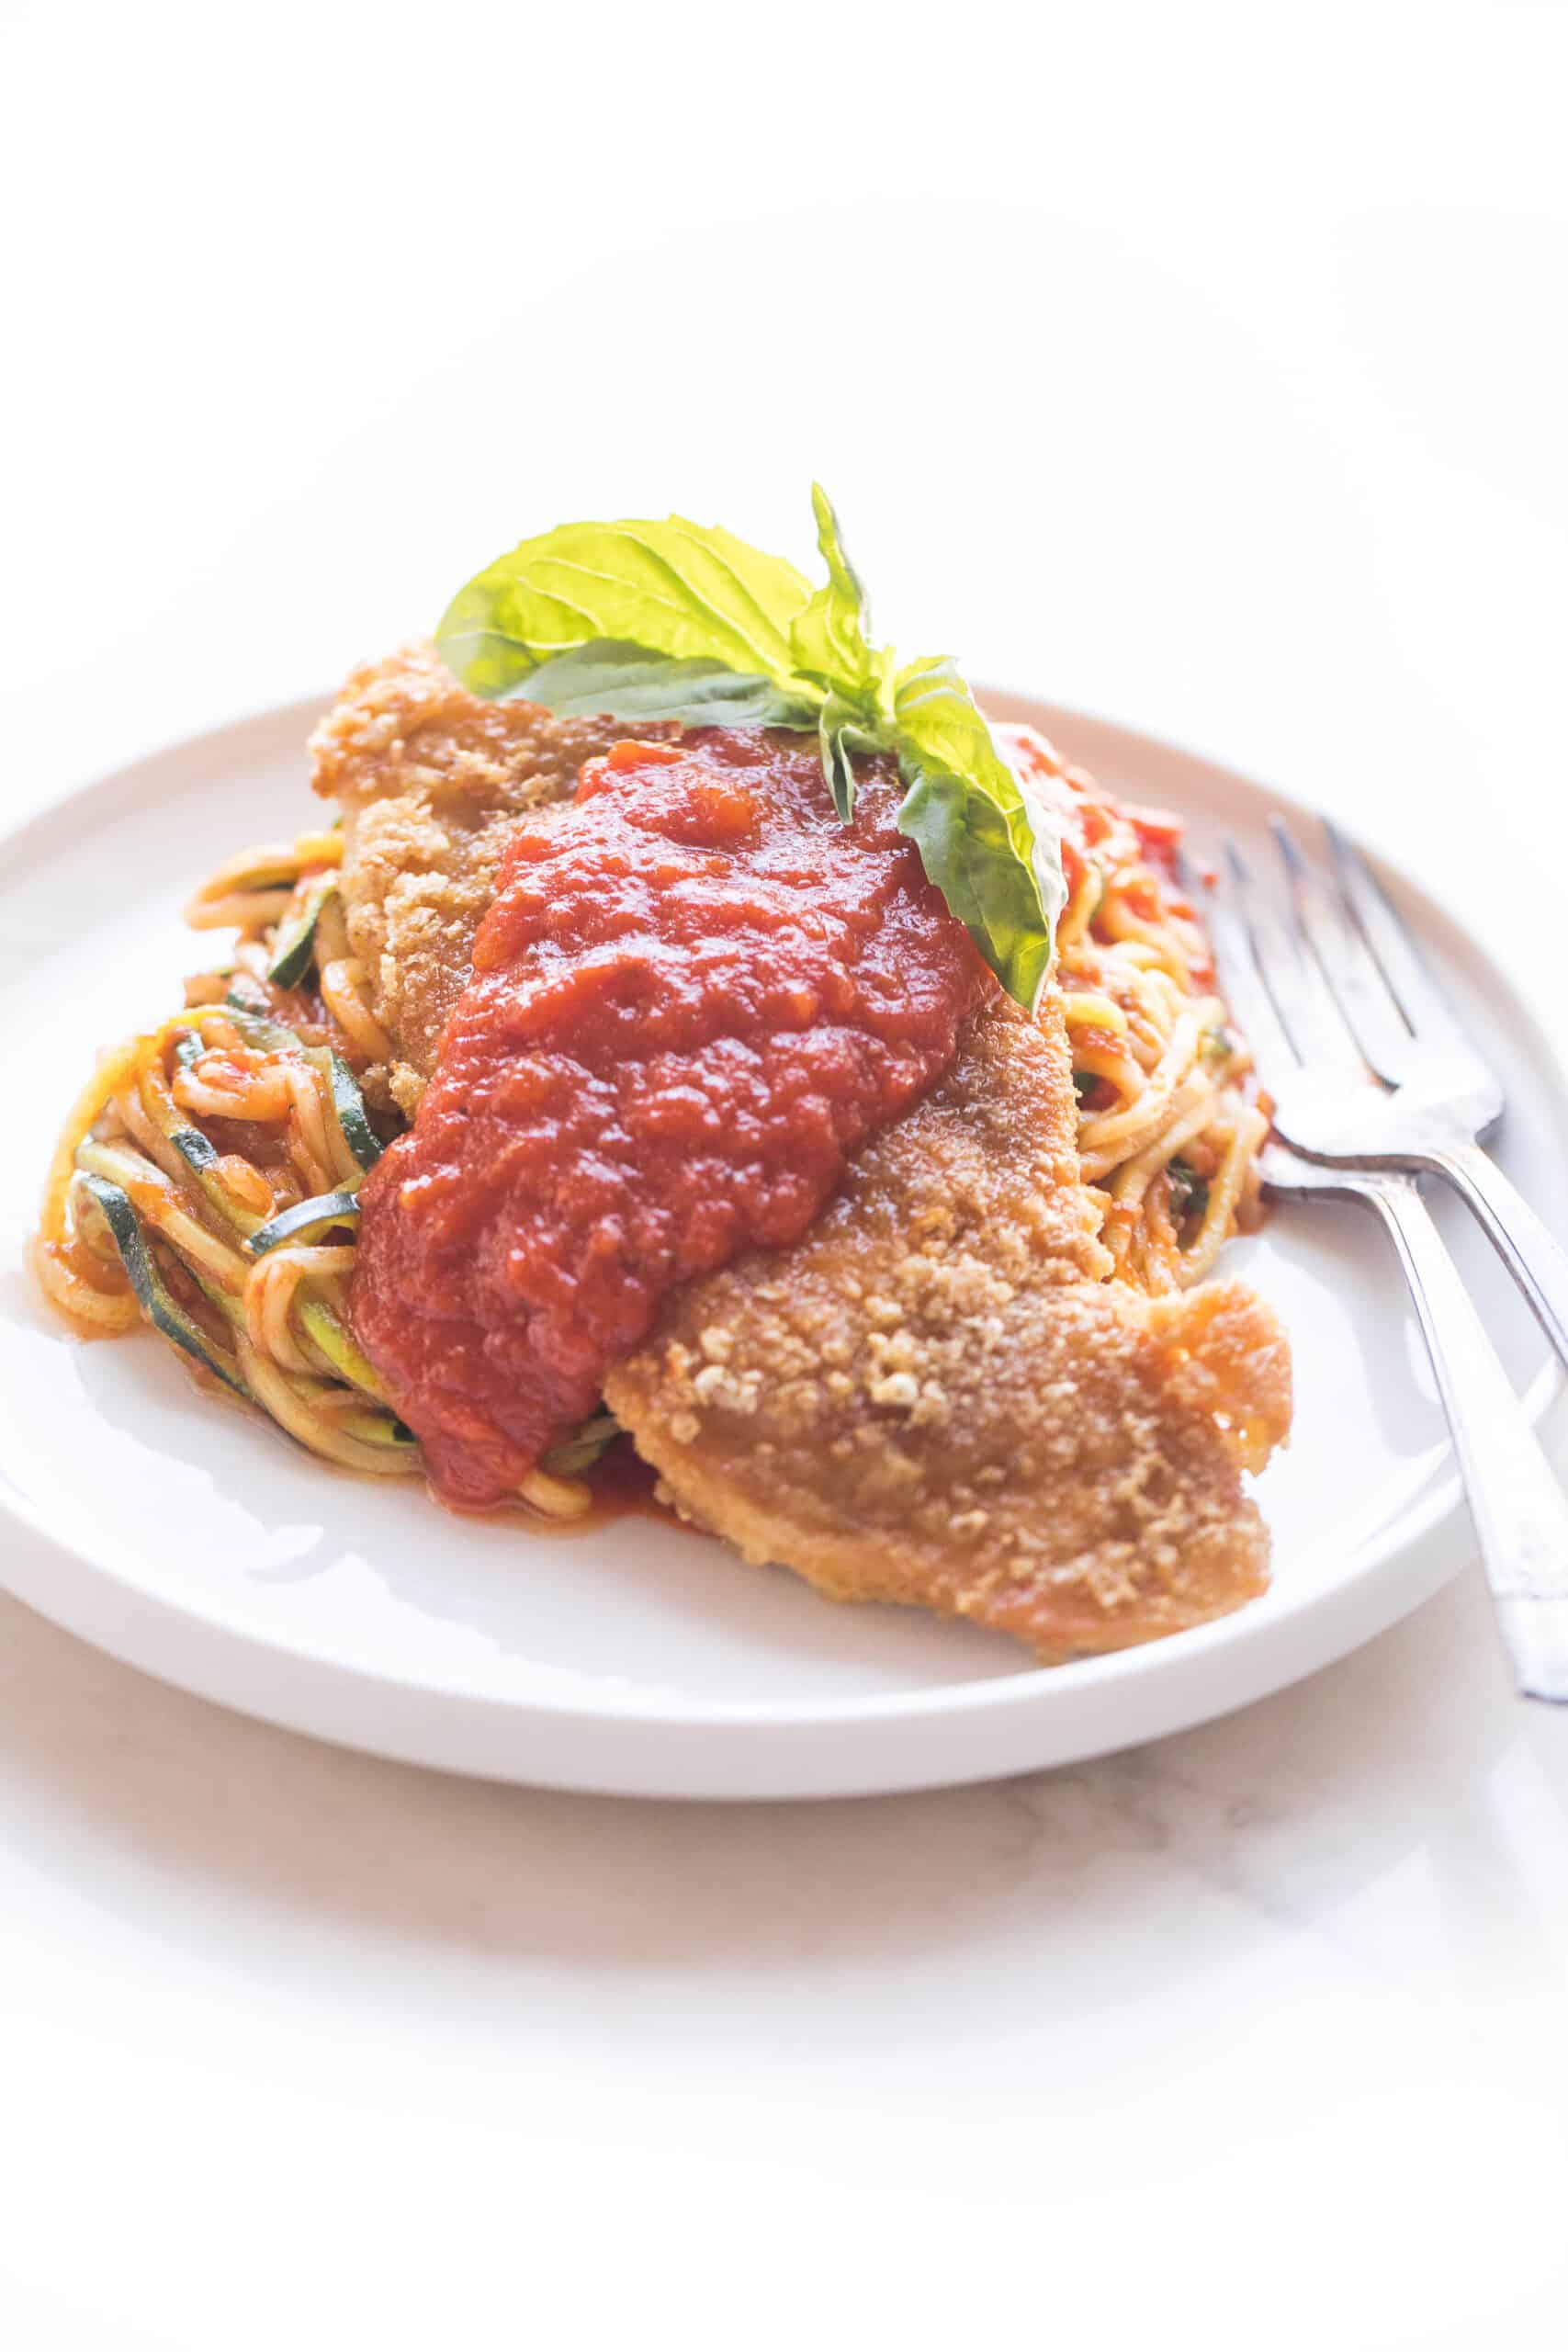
[
  {"xmin": 521, "ymin": 641, "xmax": 815, "ymax": 728},
  {"xmin": 819, "ymin": 706, "xmax": 855, "ymax": 820},
  {"xmin": 435, "ymin": 491, "xmax": 1067, "ymax": 1011},
  {"xmin": 816, "ymin": 692, "xmax": 883, "ymax": 822},
  {"xmin": 895, "ymin": 655, "xmax": 1066, "ymax": 928},
  {"xmin": 892, "ymin": 654, "xmax": 1010, "ymax": 787},
  {"xmin": 789, "ymin": 483, "xmax": 880, "ymax": 698},
  {"xmin": 436, "ymin": 516, "xmax": 814, "ymax": 699},
  {"xmin": 897, "ymin": 757, "xmax": 1058, "ymax": 1013},
  {"xmin": 893, "ymin": 655, "xmax": 1066, "ymax": 1011}
]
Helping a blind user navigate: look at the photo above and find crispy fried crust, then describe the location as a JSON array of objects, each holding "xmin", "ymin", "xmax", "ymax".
[
  {"xmin": 309, "ymin": 640, "xmax": 675, "ymax": 1114},
  {"xmin": 314, "ymin": 645, "xmax": 1292, "ymax": 1659},
  {"xmin": 605, "ymin": 1000, "xmax": 1291, "ymax": 1661}
]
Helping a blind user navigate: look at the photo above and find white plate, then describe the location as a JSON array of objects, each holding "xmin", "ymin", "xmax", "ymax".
[{"xmin": 1, "ymin": 693, "xmax": 1562, "ymax": 1799}]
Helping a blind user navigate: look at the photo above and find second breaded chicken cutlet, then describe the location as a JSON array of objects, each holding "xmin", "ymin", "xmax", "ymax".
[{"xmin": 310, "ymin": 639, "xmax": 679, "ymax": 1117}]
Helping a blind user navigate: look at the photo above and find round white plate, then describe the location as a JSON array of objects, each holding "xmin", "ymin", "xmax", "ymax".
[{"xmin": 2, "ymin": 694, "xmax": 1562, "ymax": 1799}]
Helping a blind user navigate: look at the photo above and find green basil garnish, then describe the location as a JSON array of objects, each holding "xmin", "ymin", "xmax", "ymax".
[{"xmin": 435, "ymin": 489, "xmax": 1066, "ymax": 1012}]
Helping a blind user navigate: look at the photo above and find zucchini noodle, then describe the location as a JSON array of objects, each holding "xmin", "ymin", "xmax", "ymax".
[
  {"xmin": 36, "ymin": 730, "xmax": 1269, "ymax": 1500},
  {"xmin": 319, "ymin": 957, "xmax": 396, "ymax": 1066},
  {"xmin": 34, "ymin": 829, "xmax": 619, "ymax": 1514}
]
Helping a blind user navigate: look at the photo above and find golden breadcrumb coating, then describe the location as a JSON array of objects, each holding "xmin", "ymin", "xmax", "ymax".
[
  {"xmin": 309, "ymin": 639, "xmax": 676, "ymax": 1114},
  {"xmin": 606, "ymin": 1000, "xmax": 1291, "ymax": 1661}
]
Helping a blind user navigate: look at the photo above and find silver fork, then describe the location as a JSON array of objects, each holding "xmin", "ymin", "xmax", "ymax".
[
  {"xmin": 1189, "ymin": 837, "xmax": 1568, "ymax": 1702},
  {"xmin": 1266, "ymin": 816, "xmax": 1568, "ymax": 1372}
]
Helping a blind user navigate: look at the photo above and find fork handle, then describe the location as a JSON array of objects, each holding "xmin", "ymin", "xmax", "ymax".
[
  {"xmin": 1367, "ymin": 1172, "xmax": 1568, "ymax": 1701},
  {"xmin": 1420, "ymin": 1142, "xmax": 1568, "ymax": 1377}
]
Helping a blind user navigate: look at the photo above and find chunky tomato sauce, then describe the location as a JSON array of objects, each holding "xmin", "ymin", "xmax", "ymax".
[{"xmin": 350, "ymin": 729, "xmax": 990, "ymax": 1507}]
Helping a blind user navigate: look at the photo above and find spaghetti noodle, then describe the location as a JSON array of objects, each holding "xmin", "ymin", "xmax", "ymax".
[
  {"xmin": 35, "ymin": 725, "xmax": 1268, "ymax": 1505},
  {"xmin": 998, "ymin": 724, "xmax": 1269, "ymax": 1293}
]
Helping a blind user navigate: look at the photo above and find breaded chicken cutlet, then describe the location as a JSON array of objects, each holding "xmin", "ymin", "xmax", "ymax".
[
  {"xmin": 310, "ymin": 639, "xmax": 679, "ymax": 1118},
  {"xmin": 605, "ymin": 1001, "xmax": 1289, "ymax": 1659},
  {"xmin": 311, "ymin": 643, "xmax": 1290, "ymax": 1660}
]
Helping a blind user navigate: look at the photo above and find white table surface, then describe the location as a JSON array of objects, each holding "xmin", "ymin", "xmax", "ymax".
[{"xmin": 5, "ymin": 6, "xmax": 1568, "ymax": 2344}]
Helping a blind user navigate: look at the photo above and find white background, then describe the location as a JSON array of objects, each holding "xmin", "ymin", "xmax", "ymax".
[{"xmin": 5, "ymin": 3, "xmax": 1568, "ymax": 2345}]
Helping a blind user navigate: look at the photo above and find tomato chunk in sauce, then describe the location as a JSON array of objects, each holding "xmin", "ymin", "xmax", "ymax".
[{"xmin": 350, "ymin": 728, "xmax": 990, "ymax": 1508}]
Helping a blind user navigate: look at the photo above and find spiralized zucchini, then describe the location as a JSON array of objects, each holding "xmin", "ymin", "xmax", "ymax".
[{"xmin": 35, "ymin": 830, "xmax": 621, "ymax": 1513}]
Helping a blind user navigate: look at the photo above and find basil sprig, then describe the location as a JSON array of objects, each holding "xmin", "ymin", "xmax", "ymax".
[{"xmin": 435, "ymin": 489, "xmax": 1064, "ymax": 1010}]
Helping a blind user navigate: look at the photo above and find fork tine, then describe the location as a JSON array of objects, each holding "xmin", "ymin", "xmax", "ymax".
[
  {"xmin": 1322, "ymin": 818, "xmax": 1470, "ymax": 1046},
  {"xmin": 1176, "ymin": 843, "xmax": 1300, "ymax": 1095},
  {"xmin": 1224, "ymin": 832, "xmax": 1364, "ymax": 1072},
  {"xmin": 1269, "ymin": 817, "xmax": 1416, "ymax": 1084}
]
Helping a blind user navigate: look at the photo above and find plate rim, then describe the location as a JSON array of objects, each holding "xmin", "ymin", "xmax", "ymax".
[{"xmin": 1, "ymin": 684, "xmax": 1559, "ymax": 1792}]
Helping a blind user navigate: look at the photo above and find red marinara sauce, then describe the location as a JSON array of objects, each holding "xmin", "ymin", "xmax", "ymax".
[{"xmin": 350, "ymin": 728, "xmax": 992, "ymax": 1508}]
